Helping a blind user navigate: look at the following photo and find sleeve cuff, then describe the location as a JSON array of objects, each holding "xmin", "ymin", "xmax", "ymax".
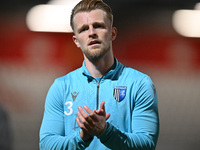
[{"xmin": 97, "ymin": 122, "xmax": 114, "ymax": 143}]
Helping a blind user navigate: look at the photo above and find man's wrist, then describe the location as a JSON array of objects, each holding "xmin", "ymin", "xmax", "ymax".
[
  {"xmin": 80, "ymin": 130, "xmax": 93, "ymax": 142},
  {"xmin": 97, "ymin": 122, "xmax": 108, "ymax": 138}
]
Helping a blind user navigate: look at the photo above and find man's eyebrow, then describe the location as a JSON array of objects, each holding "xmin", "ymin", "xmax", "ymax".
[
  {"xmin": 77, "ymin": 24, "xmax": 88, "ymax": 32},
  {"xmin": 94, "ymin": 22, "xmax": 106, "ymax": 26},
  {"xmin": 77, "ymin": 22, "xmax": 106, "ymax": 32}
]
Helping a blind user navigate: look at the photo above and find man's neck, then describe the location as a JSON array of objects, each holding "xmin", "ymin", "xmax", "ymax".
[{"xmin": 84, "ymin": 53, "xmax": 114, "ymax": 78}]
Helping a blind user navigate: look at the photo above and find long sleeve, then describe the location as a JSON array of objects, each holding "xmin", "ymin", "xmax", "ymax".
[
  {"xmin": 98, "ymin": 76, "xmax": 159, "ymax": 150},
  {"xmin": 39, "ymin": 79, "xmax": 93, "ymax": 150}
]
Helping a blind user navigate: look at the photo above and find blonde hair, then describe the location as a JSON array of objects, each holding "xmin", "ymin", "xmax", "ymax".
[{"xmin": 70, "ymin": 0, "xmax": 113, "ymax": 30}]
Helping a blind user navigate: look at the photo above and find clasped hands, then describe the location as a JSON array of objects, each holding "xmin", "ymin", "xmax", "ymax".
[{"xmin": 76, "ymin": 101, "xmax": 110, "ymax": 141}]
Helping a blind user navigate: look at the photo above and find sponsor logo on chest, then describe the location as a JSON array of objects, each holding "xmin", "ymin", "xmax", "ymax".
[{"xmin": 71, "ymin": 92, "xmax": 79, "ymax": 101}]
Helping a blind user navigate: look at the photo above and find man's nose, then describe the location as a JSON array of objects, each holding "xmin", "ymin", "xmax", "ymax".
[{"xmin": 89, "ymin": 27, "xmax": 97, "ymax": 37}]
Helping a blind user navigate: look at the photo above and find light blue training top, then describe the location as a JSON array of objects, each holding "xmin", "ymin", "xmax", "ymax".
[{"xmin": 39, "ymin": 58, "xmax": 159, "ymax": 150}]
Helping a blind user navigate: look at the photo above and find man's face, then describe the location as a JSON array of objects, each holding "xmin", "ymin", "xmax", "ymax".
[{"xmin": 72, "ymin": 9, "xmax": 116, "ymax": 61}]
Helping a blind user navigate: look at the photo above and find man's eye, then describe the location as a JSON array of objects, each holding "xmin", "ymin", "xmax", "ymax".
[
  {"xmin": 79, "ymin": 28, "xmax": 88, "ymax": 33},
  {"xmin": 81, "ymin": 28, "xmax": 87, "ymax": 32},
  {"xmin": 94, "ymin": 24, "xmax": 103, "ymax": 29}
]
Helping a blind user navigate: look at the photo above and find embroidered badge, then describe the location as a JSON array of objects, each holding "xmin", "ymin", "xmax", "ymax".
[
  {"xmin": 71, "ymin": 92, "xmax": 79, "ymax": 101},
  {"xmin": 113, "ymin": 86, "xmax": 127, "ymax": 102}
]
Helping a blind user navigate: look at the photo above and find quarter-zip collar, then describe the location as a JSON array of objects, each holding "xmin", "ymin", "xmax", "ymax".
[{"xmin": 81, "ymin": 57, "xmax": 124, "ymax": 82}]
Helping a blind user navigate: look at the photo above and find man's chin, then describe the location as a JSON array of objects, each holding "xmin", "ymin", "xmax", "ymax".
[
  {"xmin": 84, "ymin": 47, "xmax": 108, "ymax": 62},
  {"xmin": 86, "ymin": 53, "xmax": 103, "ymax": 62}
]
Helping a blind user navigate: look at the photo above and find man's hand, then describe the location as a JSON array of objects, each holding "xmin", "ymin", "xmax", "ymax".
[
  {"xmin": 79, "ymin": 129, "xmax": 93, "ymax": 142},
  {"xmin": 94, "ymin": 101, "xmax": 110, "ymax": 120},
  {"xmin": 76, "ymin": 101, "xmax": 110, "ymax": 140}
]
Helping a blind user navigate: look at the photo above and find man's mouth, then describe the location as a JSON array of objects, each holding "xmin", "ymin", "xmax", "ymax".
[{"xmin": 88, "ymin": 40, "xmax": 101, "ymax": 46}]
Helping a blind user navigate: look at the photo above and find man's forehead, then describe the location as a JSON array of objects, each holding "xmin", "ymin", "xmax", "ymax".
[{"xmin": 73, "ymin": 9, "xmax": 106, "ymax": 22}]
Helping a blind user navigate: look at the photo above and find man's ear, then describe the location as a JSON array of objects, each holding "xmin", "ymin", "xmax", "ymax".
[
  {"xmin": 111, "ymin": 27, "xmax": 117, "ymax": 41},
  {"xmin": 72, "ymin": 35, "xmax": 80, "ymax": 48}
]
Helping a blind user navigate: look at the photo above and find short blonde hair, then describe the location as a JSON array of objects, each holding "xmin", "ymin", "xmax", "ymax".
[{"xmin": 70, "ymin": 0, "xmax": 113, "ymax": 30}]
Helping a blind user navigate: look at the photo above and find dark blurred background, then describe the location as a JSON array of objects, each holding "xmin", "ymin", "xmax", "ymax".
[{"xmin": 0, "ymin": 0, "xmax": 200, "ymax": 150}]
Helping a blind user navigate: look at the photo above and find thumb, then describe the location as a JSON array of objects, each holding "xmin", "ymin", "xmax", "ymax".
[{"xmin": 106, "ymin": 113, "xmax": 110, "ymax": 120}]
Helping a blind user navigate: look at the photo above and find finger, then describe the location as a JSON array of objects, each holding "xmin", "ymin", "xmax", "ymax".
[
  {"xmin": 76, "ymin": 117, "xmax": 92, "ymax": 133},
  {"xmin": 78, "ymin": 106, "xmax": 89, "ymax": 118},
  {"xmin": 98, "ymin": 101, "xmax": 106, "ymax": 116},
  {"xmin": 77, "ymin": 112, "xmax": 93, "ymax": 130},
  {"xmin": 84, "ymin": 105, "xmax": 101, "ymax": 122},
  {"xmin": 95, "ymin": 109, "xmax": 104, "ymax": 115},
  {"xmin": 77, "ymin": 111, "xmax": 86, "ymax": 124},
  {"xmin": 83, "ymin": 105, "xmax": 94, "ymax": 115},
  {"xmin": 76, "ymin": 117, "xmax": 87, "ymax": 131},
  {"xmin": 100, "ymin": 101, "xmax": 105, "ymax": 111},
  {"xmin": 78, "ymin": 107, "xmax": 95, "ymax": 126},
  {"xmin": 106, "ymin": 113, "xmax": 111, "ymax": 120}
]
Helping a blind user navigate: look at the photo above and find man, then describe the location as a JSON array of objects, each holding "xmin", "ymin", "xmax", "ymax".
[
  {"xmin": 0, "ymin": 105, "xmax": 12, "ymax": 150},
  {"xmin": 39, "ymin": 0, "xmax": 159, "ymax": 149}
]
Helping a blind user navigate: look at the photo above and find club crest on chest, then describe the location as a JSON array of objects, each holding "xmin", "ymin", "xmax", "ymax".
[{"xmin": 113, "ymin": 86, "xmax": 127, "ymax": 102}]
